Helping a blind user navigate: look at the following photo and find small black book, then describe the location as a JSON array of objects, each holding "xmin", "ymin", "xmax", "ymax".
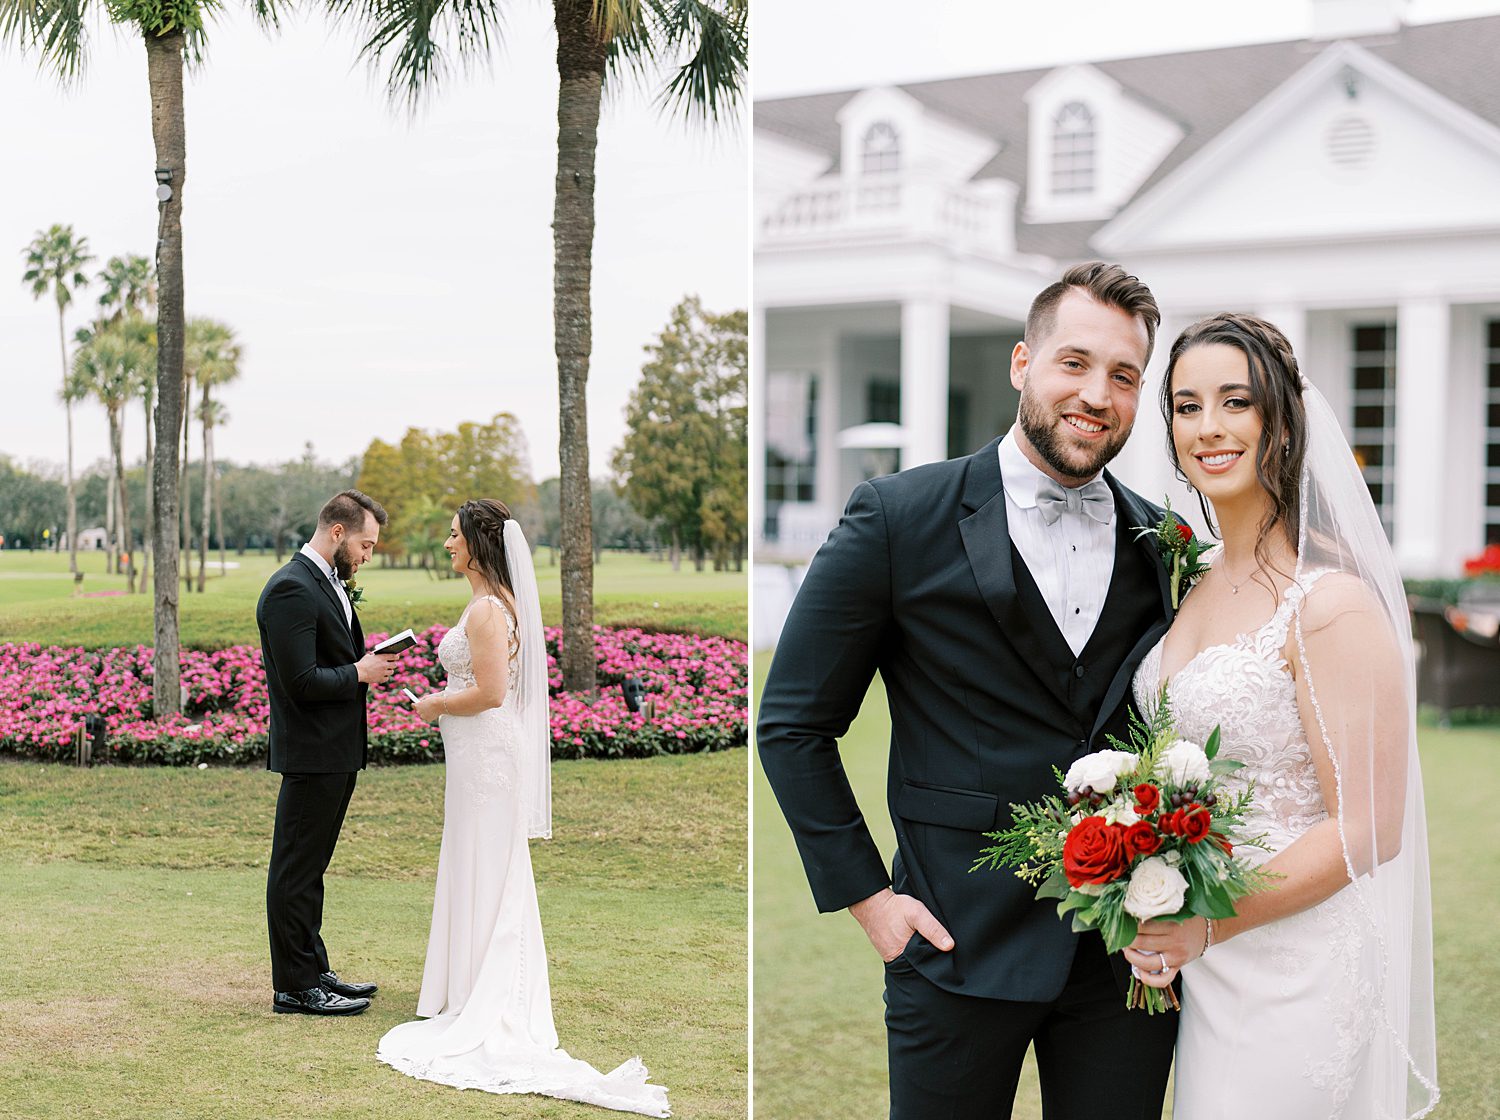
[{"xmin": 373, "ymin": 629, "xmax": 416, "ymax": 655}]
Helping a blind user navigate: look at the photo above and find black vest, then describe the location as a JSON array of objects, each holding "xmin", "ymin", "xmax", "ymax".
[{"xmin": 1009, "ymin": 512, "xmax": 1161, "ymax": 743}]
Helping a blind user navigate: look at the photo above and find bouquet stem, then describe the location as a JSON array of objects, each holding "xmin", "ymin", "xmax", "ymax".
[{"xmin": 1128, "ymin": 977, "xmax": 1181, "ymax": 1014}]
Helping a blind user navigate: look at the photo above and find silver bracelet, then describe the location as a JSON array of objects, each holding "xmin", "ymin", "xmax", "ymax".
[{"xmin": 1202, "ymin": 917, "xmax": 1215, "ymax": 956}]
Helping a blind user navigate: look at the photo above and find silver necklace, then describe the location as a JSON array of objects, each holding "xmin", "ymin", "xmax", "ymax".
[{"xmin": 1220, "ymin": 565, "xmax": 1257, "ymax": 595}]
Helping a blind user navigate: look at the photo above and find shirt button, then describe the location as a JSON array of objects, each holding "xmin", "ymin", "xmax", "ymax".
[
  {"xmin": 1074, "ymin": 664, "xmax": 1086, "ymax": 678},
  {"xmin": 1074, "ymin": 608, "xmax": 1081, "ymax": 615}
]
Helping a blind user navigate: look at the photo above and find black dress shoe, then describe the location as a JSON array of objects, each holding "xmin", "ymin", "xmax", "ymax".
[
  {"xmin": 273, "ymin": 986, "xmax": 370, "ymax": 1015},
  {"xmin": 320, "ymin": 970, "xmax": 379, "ymax": 999}
]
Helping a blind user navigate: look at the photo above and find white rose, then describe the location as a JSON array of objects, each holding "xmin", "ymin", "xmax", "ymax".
[
  {"xmin": 1158, "ymin": 739, "xmax": 1210, "ymax": 787},
  {"xmin": 1123, "ymin": 856, "xmax": 1189, "ymax": 922},
  {"xmin": 1101, "ymin": 799, "xmax": 1140, "ymax": 827},
  {"xmin": 1063, "ymin": 750, "xmax": 1138, "ymax": 795}
]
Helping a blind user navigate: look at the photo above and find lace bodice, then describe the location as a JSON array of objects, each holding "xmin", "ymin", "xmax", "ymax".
[
  {"xmin": 436, "ymin": 595, "xmax": 520, "ymax": 703},
  {"xmin": 1132, "ymin": 571, "xmax": 1335, "ymax": 852}
]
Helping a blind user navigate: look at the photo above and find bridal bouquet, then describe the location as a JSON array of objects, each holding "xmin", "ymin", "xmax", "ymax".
[{"xmin": 972, "ymin": 693, "xmax": 1271, "ymax": 1013}]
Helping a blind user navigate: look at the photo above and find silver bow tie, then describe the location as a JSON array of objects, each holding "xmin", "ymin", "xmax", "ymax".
[{"xmin": 1035, "ymin": 477, "xmax": 1112, "ymax": 525}]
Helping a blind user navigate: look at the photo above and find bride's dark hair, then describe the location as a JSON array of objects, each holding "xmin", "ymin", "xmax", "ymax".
[
  {"xmin": 1160, "ymin": 313, "xmax": 1307, "ymax": 587},
  {"xmin": 457, "ymin": 498, "xmax": 520, "ymax": 638}
]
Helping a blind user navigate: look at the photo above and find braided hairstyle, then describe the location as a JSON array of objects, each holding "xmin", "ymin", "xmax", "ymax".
[
  {"xmin": 456, "ymin": 498, "xmax": 520, "ymax": 639},
  {"xmin": 1161, "ymin": 313, "xmax": 1307, "ymax": 585}
]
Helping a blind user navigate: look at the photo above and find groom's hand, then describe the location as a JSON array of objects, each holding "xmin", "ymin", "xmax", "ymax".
[
  {"xmin": 849, "ymin": 888, "xmax": 954, "ymax": 962},
  {"xmin": 356, "ymin": 652, "xmax": 399, "ymax": 685}
]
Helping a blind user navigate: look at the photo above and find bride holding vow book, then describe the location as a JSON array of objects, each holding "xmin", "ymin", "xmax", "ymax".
[{"xmin": 377, "ymin": 498, "xmax": 669, "ymax": 1116}]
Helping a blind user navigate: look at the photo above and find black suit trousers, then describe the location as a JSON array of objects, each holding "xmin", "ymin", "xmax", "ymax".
[
  {"xmin": 884, "ymin": 933, "xmax": 1176, "ymax": 1120},
  {"xmin": 266, "ymin": 771, "xmax": 358, "ymax": 991}
]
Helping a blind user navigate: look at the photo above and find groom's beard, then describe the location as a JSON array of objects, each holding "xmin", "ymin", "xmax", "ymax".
[
  {"xmin": 332, "ymin": 540, "xmax": 356, "ymax": 581},
  {"xmin": 1016, "ymin": 385, "xmax": 1130, "ymax": 483}
]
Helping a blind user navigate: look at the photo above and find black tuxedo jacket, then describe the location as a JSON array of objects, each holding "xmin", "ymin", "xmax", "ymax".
[
  {"xmin": 757, "ymin": 438, "xmax": 1173, "ymax": 1002},
  {"xmin": 256, "ymin": 551, "xmax": 369, "ymax": 774}
]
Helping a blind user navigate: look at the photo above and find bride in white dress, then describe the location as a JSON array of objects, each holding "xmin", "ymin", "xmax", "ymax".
[
  {"xmin": 1122, "ymin": 315, "xmax": 1438, "ymax": 1119},
  {"xmin": 377, "ymin": 498, "xmax": 669, "ymax": 1117}
]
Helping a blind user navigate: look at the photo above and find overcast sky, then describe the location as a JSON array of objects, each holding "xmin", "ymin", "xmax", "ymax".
[
  {"xmin": 1, "ymin": 3, "xmax": 748, "ymax": 484},
  {"xmin": 753, "ymin": 0, "xmax": 1500, "ymax": 98}
]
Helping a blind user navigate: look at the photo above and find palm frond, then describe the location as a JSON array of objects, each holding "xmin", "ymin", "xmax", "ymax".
[
  {"xmin": 606, "ymin": 0, "xmax": 745, "ymax": 126},
  {"xmin": 0, "ymin": 0, "xmax": 92, "ymax": 81},
  {"xmin": 327, "ymin": 0, "xmax": 505, "ymax": 110}
]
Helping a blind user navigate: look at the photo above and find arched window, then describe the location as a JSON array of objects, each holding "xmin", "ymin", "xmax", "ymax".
[
  {"xmin": 861, "ymin": 121, "xmax": 900, "ymax": 175},
  {"xmin": 1051, "ymin": 102, "xmax": 1095, "ymax": 195}
]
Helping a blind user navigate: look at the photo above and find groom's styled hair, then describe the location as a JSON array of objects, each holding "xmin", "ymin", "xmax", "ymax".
[
  {"xmin": 1026, "ymin": 261, "xmax": 1161, "ymax": 364},
  {"xmin": 318, "ymin": 489, "xmax": 389, "ymax": 534}
]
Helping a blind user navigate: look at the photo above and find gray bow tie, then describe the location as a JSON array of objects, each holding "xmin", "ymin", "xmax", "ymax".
[{"xmin": 1035, "ymin": 477, "xmax": 1112, "ymax": 525}]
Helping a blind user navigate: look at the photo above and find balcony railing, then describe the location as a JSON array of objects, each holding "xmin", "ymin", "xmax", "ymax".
[{"xmin": 759, "ymin": 173, "xmax": 1017, "ymax": 255}]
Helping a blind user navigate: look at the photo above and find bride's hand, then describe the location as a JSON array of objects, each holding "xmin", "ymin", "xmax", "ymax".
[
  {"xmin": 1124, "ymin": 916, "xmax": 1209, "ymax": 988},
  {"xmin": 413, "ymin": 693, "xmax": 446, "ymax": 724}
]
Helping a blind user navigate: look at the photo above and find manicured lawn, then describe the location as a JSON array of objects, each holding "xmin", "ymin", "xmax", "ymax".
[
  {"xmin": 752, "ymin": 658, "xmax": 1500, "ymax": 1119},
  {"xmin": 1, "ymin": 750, "xmax": 747, "ymax": 1119},
  {"xmin": 0, "ymin": 549, "xmax": 746, "ymax": 645}
]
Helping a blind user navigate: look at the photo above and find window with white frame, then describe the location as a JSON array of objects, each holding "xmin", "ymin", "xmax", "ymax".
[
  {"xmin": 1051, "ymin": 102, "xmax": 1095, "ymax": 196},
  {"xmin": 765, "ymin": 372, "xmax": 818, "ymax": 540},
  {"xmin": 1349, "ymin": 323, "xmax": 1397, "ymax": 541},
  {"xmin": 1486, "ymin": 319, "xmax": 1500, "ymax": 544},
  {"xmin": 861, "ymin": 122, "xmax": 900, "ymax": 176}
]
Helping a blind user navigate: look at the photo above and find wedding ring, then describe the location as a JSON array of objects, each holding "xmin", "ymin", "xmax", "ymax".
[{"xmin": 1156, "ymin": 951, "xmax": 1169, "ymax": 974}]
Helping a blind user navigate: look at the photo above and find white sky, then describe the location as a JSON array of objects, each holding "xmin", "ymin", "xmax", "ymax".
[
  {"xmin": 753, "ymin": 0, "xmax": 1500, "ymax": 98},
  {"xmin": 0, "ymin": 2, "xmax": 748, "ymax": 482}
]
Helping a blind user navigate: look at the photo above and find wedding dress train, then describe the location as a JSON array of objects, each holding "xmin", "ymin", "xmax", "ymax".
[{"xmin": 377, "ymin": 597, "xmax": 670, "ymax": 1117}]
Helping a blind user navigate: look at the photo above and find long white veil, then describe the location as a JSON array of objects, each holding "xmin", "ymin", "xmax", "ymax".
[
  {"xmin": 1293, "ymin": 381, "xmax": 1438, "ymax": 1117},
  {"xmin": 503, "ymin": 517, "xmax": 552, "ymax": 840}
]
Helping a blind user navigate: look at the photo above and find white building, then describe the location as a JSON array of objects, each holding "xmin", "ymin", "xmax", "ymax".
[{"xmin": 753, "ymin": 3, "xmax": 1500, "ymax": 646}]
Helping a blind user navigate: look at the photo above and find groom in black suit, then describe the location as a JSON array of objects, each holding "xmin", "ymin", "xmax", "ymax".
[
  {"xmin": 258, "ymin": 489, "xmax": 398, "ymax": 1016},
  {"xmin": 758, "ymin": 263, "xmax": 1178, "ymax": 1118}
]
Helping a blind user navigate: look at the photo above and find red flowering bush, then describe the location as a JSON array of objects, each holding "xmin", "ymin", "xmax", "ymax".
[
  {"xmin": 1462, "ymin": 543, "xmax": 1500, "ymax": 578},
  {"xmin": 0, "ymin": 625, "xmax": 747, "ymax": 766}
]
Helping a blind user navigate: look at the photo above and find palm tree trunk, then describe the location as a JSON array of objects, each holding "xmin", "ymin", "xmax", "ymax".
[
  {"xmin": 106, "ymin": 468, "xmax": 117, "ymax": 574},
  {"xmin": 140, "ymin": 396, "xmax": 153, "ymax": 593},
  {"xmin": 214, "ymin": 435, "xmax": 226, "ymax": 580},
  {"xmin": 552, "ymin": 0, "xmax": 606, "ymax": 694},
  {"xmin": 57, "ymin": 309, "xmax": 78, "ymax": 573},
  {"xmin": 147, "ymin": 27, "xmax": 186, "ymax": 719},
  {"xmin": 112, "ymin": 408, "xmax": 135, "ymax": 595},
  {"xmin": 180, "ymin": 373, "xmax": 192, "ymax": 592},
  {"xmin": 198, "ymin": 387, "xmax": 210, "ymax": 593}
]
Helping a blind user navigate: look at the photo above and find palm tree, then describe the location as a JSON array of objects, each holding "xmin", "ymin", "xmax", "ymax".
[
  {"xmin": 96, "ymin": 256, "xmax": 158, "ymax": 592},
  {"xmin": 188, "ymin": 319, "xmax": 241, "ymax": 591},
  {"xmin": 335, "ymin": 0, "xmax": 746, "ymax": 691},
  {"xmin": 68, "ymin": 320, "xmax": 153, "ymax": 594},
  {"xmin": 1, "ymin": 0, "xmax": 280, "ymax": 719},
  {"xmin": 20, "ymin": 224, "xmax": 93, "ymax": 573}
]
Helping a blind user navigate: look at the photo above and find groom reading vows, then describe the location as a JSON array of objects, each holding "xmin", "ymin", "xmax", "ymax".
[
  {"xmin": 758, "ymin": 263, "xmax": 1177, "ymax": 1118},
  {"xmin": 257, "ymin": 489, "xmax": 398, "ymax": 1016}
]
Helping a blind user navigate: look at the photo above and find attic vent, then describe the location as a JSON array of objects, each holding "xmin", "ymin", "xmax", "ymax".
[{"xmin": 1326, "ymin": 115, "xmax": 1376, "ymax": 169}]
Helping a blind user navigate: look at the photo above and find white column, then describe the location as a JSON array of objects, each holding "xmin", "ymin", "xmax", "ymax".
[
  {"xmin": 1258, "ymin": 303, "xmax": 1308, "ymax": 375},
  {"xmin": 816, "ymin": 326, "xmax": 842, "ymax": 523},
  {"xmin": 1394, "ymin": 297, "xmax": 1451, "ymax": 575},
  {"xmin": 750, "ymin": 304, "xmax": 767, "ymax": 552},
  {"xmin": 901, "ymin": 298, "xmax": 950, "ymax": 468}
]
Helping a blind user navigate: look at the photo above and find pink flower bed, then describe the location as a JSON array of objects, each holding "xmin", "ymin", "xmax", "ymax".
[{"xmin": 0, "ymin": 626, "xmax": 747, "ymax": 766}]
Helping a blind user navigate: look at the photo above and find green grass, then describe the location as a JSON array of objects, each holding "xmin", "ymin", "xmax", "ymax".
[
  {"xmin": 752, "ymin": 659, "xmax": 1500, "ymax": 1120},
  {"xmin": 0, "ymin": 751, "xmax": 748, "ymax": 1119},
  {"xmin": 0, "ymin": 549, "xmax": 746, "ymax": 646}
]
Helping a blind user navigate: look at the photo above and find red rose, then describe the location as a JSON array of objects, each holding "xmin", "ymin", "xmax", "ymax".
[
  {"xmin": 1133, "ymin": 783, "xmax": 1161, "ymax": 816},
  {"xmin": 1176, "ymin": 522, "xmax": 1193, "ymax": 545},
  {"xmin": 1157, "ymin": 809, "xmax": 1180, "ymax": 835},
  {"xmin": 1210, "ymin": 831, "xmax": 1233, "ymax": 856},
  {"xmin": 1123, "ymin": 820, "xmax": 1161, "ymax": 857},
  {"xmin": 1063, "ymin": 816, "xmax": 1130, "ymax": 887},
  {"xmin": 1180, "ymin": 805, "xmax": 1212, "ymax": 844}
]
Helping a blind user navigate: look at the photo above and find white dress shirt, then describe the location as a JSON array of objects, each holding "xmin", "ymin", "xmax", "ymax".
[
  {"xmin": 997, "ymin": 431, "xmax": 1116, "ymax": 656},
  {"xmin": 300, "ymin": 543, "xmax": 352, "ymax": 627}
]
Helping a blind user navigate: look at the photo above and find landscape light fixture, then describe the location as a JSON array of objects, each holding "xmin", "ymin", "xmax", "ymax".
[{"xmin": 155, "ymin": 167, "xmax": 173, "ymax": 202}]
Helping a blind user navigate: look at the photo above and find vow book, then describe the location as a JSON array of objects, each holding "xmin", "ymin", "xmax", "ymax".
[{"xmin": 373, "ymin": 629, "xmax": 417, "ymax": 655}]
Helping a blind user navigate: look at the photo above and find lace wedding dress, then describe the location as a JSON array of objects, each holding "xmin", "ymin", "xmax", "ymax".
[
  {"xmin": 1132, "ymin": 571, "xmax": 1383, "ymax": 1119},
  {"xmin": 377, "ymin": 596, "xmax": 670, "ymax": 1117}
]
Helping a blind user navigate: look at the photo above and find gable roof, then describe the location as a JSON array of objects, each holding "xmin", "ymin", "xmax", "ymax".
[{"xmin": 754, "ymin": 15, "xmax": 1500, "ymax": 259}]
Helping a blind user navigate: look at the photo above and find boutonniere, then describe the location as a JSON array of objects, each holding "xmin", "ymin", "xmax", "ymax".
[
  {"xmin": 1134, "ymin": 499, "xmax": 1210, "ymax": 610},
  {"xmin": 342, "ymin": 578, "xmax": 365, "ymax": 611}
]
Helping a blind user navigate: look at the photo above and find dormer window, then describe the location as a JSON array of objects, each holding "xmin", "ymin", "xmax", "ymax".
[
  {"xmin": 861, "ymin": 122, "xmax": 901, "ymax": 175},
  {"xmin": 1051, "ymin": 102, "xmax": 1095, "ymax": 195}
]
